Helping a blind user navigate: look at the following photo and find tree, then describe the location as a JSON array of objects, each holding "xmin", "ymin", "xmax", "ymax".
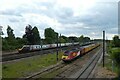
[
  {"xmin": 7, "ymin": 25, "xmax": 15, "ymax": 40},
  {"xmin": 54, "ymin": 32, "xmax": 58, "ymax": 43},
  {"xmin": 44, "ymin": 27, "xmax": 58, "ymax": 44},
  {"xmin": 24, "ymin": 25, "xmax": 41, "ymax": 45},
  {"xmin": 79, "ymin": 35, "xmax": 84, "ymax": 43},
  {"xmin": 6, "ymin": 25, "xmax": 16, "ymax": 48},
  {"xmin": 25, "ymin": 24, "xmax": 34, "ymax": 44},
  {"xmin": 0, "ymin": 26, "xmax": 4, "ymax": 36},
  {"xmin": 2, "ymin": 38, "xmax": 10, "ymax": 50},
  {"xmin": 68, "ymin": 36, "xmax": 79, "ymax": 42},
  {"xmin": 2, "ymin": 26, "xmax": 16, "ymax": 50},
  {"xmin": 60, "ymin": 35, "xmax": 68, "ymax": 42},
  {"xmin": 59, "ymin": 37, "xmax": 66, "ymax": 43},
  {"xmin": 32, "ymin": 26, "xmax": 41, "ymax": 44},
  {"xmin": 83, "ymin": 37, "xmax": 90, "ymax": 42},
  {"xmin": 15, "ymin": 37, "xmax": 27, "ymax": 48},
  {"xmin": 0, "ymin": 26, "xmax": 3, "ymax": 46},
  {"xmin": 112, "ymin": 35, "xmax": 120, "ymax": 47}
]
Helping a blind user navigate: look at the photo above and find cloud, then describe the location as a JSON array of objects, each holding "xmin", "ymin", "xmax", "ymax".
[{"xmin": 0, "ymin": 0, "xmax": 118, "ymax": 40}]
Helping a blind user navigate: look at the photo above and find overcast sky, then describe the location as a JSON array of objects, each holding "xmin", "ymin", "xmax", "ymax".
[{"xmin": 0, "ymin": 0, "xmax": 119, "ymax": 40}]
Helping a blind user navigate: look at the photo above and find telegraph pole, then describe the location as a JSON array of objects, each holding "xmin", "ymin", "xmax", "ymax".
[
  {"xmin": 103, "ymin": 31, "xmax": 105, "ymax": 67},
  {"xmin": 60, "ymin": 34, "xmax": 61, "ymax": 51},
  {"xmin": 56, "ymin": 33, "xmax": 59, "ymax": 61}
]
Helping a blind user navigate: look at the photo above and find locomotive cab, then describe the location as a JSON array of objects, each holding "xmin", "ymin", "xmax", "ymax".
[
  {"xmin": 62, "ymin": 50, "xmax": 71, "ymax": 61},
  {"xmin": 62, "ymin": 48, "xmax": 79, "ymax": 62},
  {"xmin": 18, "ymin": 45, "xmax": 30, "ymax": 53}
]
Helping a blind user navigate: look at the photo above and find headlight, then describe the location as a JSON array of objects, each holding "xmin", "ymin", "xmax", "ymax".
[
  {"xmin": 18, "ymin": 49, "xmax": 22, "ymax": 51},
  {"xmin": 62, "ymin": 56, "xmax": 68, "ymax": 59}
]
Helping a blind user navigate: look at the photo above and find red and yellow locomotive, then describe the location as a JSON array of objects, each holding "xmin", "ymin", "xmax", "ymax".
[
  {"xmin": 62, "ymin": 48, "xmax": 80, "ymax": 61},
  {"xmin": 62, "ymin": 43, "xmax": 100, "ymax": 62}
]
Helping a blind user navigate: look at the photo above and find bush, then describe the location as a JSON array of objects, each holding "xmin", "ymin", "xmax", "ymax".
[
  {"xmin": 111, "ymin": 48, "xmax": 120, "ymax": 65},
  {"xmin": 110, "ymin": 48, "xmax": 120, "ymax": 76},
  {"xmin": 2, "ymin": 37, "xmax": 26, "ymax": 51}
]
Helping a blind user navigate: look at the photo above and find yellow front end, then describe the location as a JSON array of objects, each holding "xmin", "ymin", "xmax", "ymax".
[
  {"xmin": 18, "ymin": 48, "xmax": 22, "ymax": 51},
  {"xmin": 62, "ymin": 56, "xmax": 68, "ymax": 60}
]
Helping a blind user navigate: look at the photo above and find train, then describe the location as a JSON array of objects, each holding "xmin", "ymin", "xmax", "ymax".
[
  {"xmin": 61, "ymin": 43, "xmax": 100, "ymax": 62},
  {"xmin": 18, "ymin": 42, "xmax": 80, "ymax": 53}
]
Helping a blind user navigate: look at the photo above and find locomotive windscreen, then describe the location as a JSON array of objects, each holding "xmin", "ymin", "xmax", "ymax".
[{"xmin": 64, "ymin": 51, "xmax": 70, "ymax": 56}]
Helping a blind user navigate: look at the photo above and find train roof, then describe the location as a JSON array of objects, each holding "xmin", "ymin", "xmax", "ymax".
[
  {"xmin": 80, "ymin": 44, "xmax": 95, "ymax": 48},
  {"xmin": 64, "ymin": 48, "xmax": 79, "ymax": 53}
]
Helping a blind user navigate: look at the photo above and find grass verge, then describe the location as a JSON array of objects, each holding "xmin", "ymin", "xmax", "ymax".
[
  {"xmin": 2, "ymin": 51, "xmax": 63, "ymax": 78},
  {"xmin": 105, "ymin": 45, "xmax": 120, "ymax": 77}
]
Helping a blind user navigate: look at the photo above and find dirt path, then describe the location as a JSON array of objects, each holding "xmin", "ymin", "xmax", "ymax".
[
  {"xmin": 93, "ymin": 52, "xmax": 118, "ymax": 78},
  {"xmin": 94, "ymin": 66, "xmax": 117, "ymax": 78}
]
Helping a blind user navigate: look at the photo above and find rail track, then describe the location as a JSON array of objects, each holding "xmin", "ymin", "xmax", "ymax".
[
  {"xmin": 70, "ymin": 48, "xmax": 102, "ymax": 79},
  {"xmin": 2, "ymin": 43, "xmax": 92, "ymax": 62},
  {"xmin": 53, "ymin": 46, "xmax": 102, "ymax": 79},
  {"xmin": 25, "ymin": 62, "xmax": 66, "ymax": 79},
  {"xmin": 23, "ymin": 45, "xmax": 102, "ymax": 79},
  {"xmin": 78, "ymin": 49, "xmax": 102, "ymax": 79},
  {"xmin": 2, "ymin": 45, "xmax": 79, "ymax": 62}
]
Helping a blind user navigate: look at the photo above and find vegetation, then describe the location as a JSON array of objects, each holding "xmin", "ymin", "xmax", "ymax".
[
  {"xmin": 2, "ymin": 52, "xmax": 63, "ymax": 78},
  {"xmin": 107, "ymin": 35, "xmax": 120, "ymax": 77},
  {"xmin": 32, "ymin": 26, "xmax": 41, "ymax": 44},
  {"xmin": 108, "ymin": 48, "xmax": 120, "ymax": 77},
  {"xmin": 112, "ymin": 35, "xmax": 120, "ymax": 47},
  {"xmin": 79, "ymin": 35, "xmax": 90, "ymax": 43},
  {"xmin": 0, "ymin": 26, "xmax": 4, "ymax": 35},
  {"xmin": 2, "ymin": 25, "xmax": 91, "ymax": 51},
  {"xmin": 2, "ymin": 26, "xmax": 27, "ymax": 50},
  {"xmin": 23, "ymin": 25, "xmax": 41, "ymax": 45},
  {"xmin": 44, "ymin": 27, "xmax": 58, "ymax": 44},
  {"xmin": 59, "ymin": 35, "xmax": 68, "ymax": 43}
]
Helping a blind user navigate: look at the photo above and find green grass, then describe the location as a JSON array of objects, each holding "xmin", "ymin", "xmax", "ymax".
[
  {"xmin": 105, "ymin": 44, "xmax": 120, "ymax": 77},
  {"xmin": 111, "ymin": 48, "xmax": 120, "ymax": 52},
  {"xmin": 104, "ymin": 57, "xmax": 118, "ymax": 74},
  {"xmin": 2, "ymin": 52, "xmax": 63, "ymax": 78}
]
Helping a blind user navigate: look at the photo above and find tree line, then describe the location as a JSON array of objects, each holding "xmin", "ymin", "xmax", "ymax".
[{"xmin": 1, "ymin": 25, "xmax": 91, "ymax": 51}]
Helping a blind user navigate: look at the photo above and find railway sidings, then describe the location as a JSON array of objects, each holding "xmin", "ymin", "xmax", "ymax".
[
  {"xmin": 2, "ymin": 43, "xmax": 92, "ymax": 62},
  {"xmin": 24, "ymin": 44, "xmax": 102, "ymax": 79}
]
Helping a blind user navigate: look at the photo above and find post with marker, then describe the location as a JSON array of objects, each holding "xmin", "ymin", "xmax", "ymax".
[{"xmin": 103, "ymin": 31, "xmax": 105, "ymax": 67}]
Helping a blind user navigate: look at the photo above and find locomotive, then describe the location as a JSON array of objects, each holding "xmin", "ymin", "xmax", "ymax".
[
  {"xmin": 18, "ymin": 42, "xmax": 79, "ymax": 53},
  {"xmin": 62, "ymin": 43, "xmax": 100, "ymax": 62}
]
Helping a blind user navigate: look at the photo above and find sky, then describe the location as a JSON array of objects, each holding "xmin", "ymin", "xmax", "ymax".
[{"xmin": 0, "ymin": 0, "xmax": 119, "ymax": 40}]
